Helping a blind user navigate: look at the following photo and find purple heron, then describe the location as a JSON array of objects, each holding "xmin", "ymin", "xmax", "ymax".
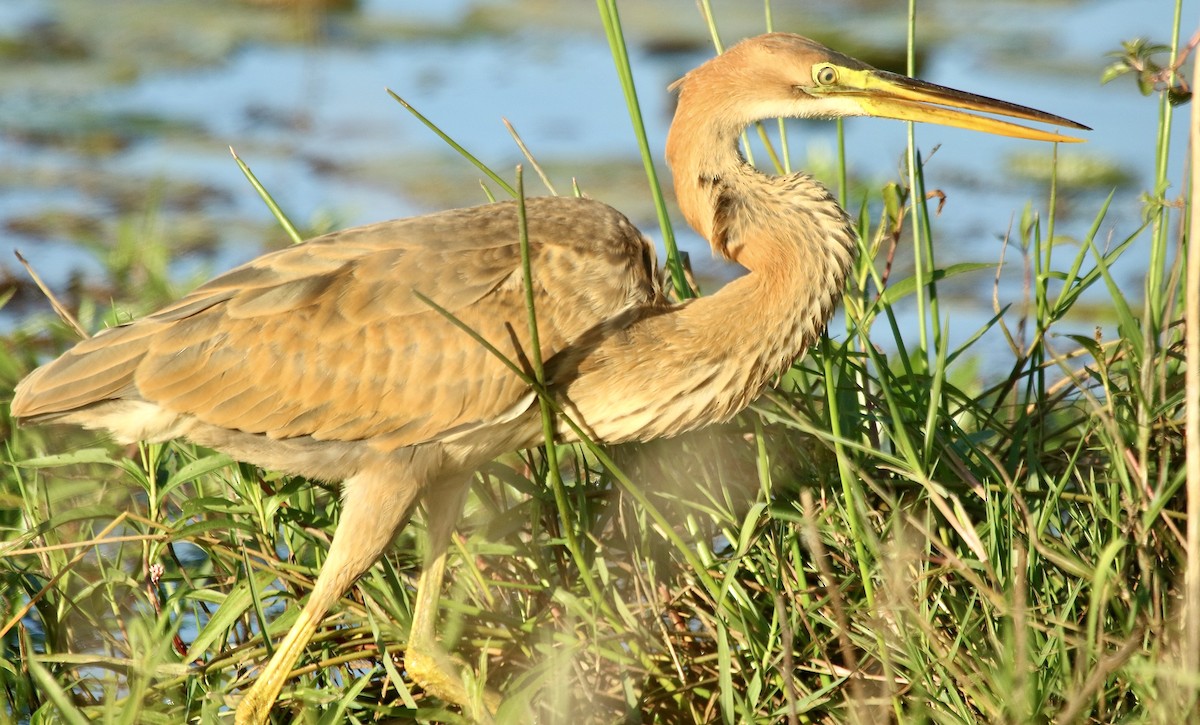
[{"xmin": 10, "ymin": 33, "xmax": 1086, "ymax": 723}]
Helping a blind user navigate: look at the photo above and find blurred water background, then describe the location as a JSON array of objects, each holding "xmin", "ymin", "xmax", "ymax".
[{"xmin": 0, "ymin": 0, "xmax": 1193, "ymax": 363}]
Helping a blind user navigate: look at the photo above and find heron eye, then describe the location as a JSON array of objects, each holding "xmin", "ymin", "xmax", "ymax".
[{"xmin": 815, "ymin": 65, "xmax": 838, "ymax": 85}]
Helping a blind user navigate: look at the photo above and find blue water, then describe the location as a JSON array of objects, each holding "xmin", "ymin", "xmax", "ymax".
[{"xmin": 0, "ymin": 0, "xmax": 1193, "ymax": 357}]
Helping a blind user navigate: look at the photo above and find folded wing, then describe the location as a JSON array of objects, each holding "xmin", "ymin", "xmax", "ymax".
[{"xmin": 12, "ymin": 196, "xmax": 663, "ymax": 453}]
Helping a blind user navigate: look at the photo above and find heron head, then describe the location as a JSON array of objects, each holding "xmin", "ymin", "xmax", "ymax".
[{"xmin": 671, "ymin": 33, "xmax": 1088, "ymax": 143}]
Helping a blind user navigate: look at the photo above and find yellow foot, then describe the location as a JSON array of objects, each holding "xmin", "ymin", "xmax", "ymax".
[{"xmin": 405, "ymin": 644, "xmax": 501, "ymax": 724}]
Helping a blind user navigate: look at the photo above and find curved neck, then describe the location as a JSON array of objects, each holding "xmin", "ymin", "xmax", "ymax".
[
  {"xmin": 665, "ymin": 88, "xmax": 857, "ymax": 280},
  {"xmin": 554, "ymin": 111, "xmax": 860, "ymax": 443},
  {"xmin": 663, "ymin": 80, "xmax": 859, "ymax": 381},
  {"xmin": 665, "ymin": 106, "xmax": 744, "ymax": 249}
]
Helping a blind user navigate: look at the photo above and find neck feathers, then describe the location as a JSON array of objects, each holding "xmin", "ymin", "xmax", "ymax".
[
  {"xmin": 665, "ymin": 75, "xmax": 859, "ymax": 366},
  {"xmin": 665, "ymin": 92, "xmax": 857, "ymax": 277}
]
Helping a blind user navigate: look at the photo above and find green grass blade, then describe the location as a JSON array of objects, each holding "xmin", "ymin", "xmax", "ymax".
[
  {"xmin": 387, "ymin": 89, "xmax": 516, "ymax": 197},
  {"xmin": 229, "ymin": 148, "xmax": 302, "ymax": 245}
]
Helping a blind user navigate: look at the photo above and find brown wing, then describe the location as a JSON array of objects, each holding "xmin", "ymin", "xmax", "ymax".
[{"xmin": 12, "ymin": 196, "xmax": 663, "ymax": 451}]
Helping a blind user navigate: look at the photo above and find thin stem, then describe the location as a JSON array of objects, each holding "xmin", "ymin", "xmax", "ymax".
[
  {"xmin": 905, "ymin": 2, "xmax": 930, "ymax": 363},
  {"xmin": 595, "ymin": 1, "xmax": 688, "ymax": 297},
  {"xmin": 230, "ymin": 147, "xmax": 301, "ymax": 245}
]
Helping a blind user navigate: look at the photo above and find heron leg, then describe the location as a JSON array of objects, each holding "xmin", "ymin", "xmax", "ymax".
[
  {"xmin": 234, "ymin": 467, "xmax": 421, "ymax": 725},
  {"xmin": 405, "ymin": 477, "xmax": 501, "ymax": 720}
]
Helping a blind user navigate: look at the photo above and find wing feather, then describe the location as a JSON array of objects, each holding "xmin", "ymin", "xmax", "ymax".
[{"xmin": 12, "ymin": 196, "xmax": 665, "ymax": 453}]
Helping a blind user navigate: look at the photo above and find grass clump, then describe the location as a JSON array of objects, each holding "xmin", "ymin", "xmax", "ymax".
[{"xmin": 2, "ymin": 1, "xmax": 1197, "ymax": 723}]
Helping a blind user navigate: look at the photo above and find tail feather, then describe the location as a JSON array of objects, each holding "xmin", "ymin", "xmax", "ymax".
[{"xmin": 11, "ymin": 323, "xmax": 159, "ymax": 422}]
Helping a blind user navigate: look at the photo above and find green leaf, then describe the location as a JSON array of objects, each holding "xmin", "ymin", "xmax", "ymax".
[
  {"xmin": 735, "ymin": 502, "xmax": 766, "ymax": 557},
  {"xmin": 26, "ymin": 653, "xmax": 90, "ymax": 725},
  {"xmin": 878, "ymin": 263, "xmax": 993, "ymax": 307},
  {"xmin": 1099, "ymin": 62, "xmax": 1130, "ymax": 85},
  {"xmin": 1088, "ymin": 237, "xmax": 1142, "ymax": 362},
  {"xmin": 717, "ymin": 618, "xmax": 735, "ymax": 725},
  {"xmin": 172, "ymin": 516, "xmax": 259, "ymax": 541},
  {"xmin": 162, "ymin": 452, "xmax": 235, "ymax": 498},
  {"xmin": 185, "ymin": 569, "xmax": 281, "ymax": 661}
]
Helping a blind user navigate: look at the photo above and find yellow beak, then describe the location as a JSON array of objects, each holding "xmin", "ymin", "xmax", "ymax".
[{"xmin": 829, "ymin": 67, "xmax": 1089, "ymax": 143}]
